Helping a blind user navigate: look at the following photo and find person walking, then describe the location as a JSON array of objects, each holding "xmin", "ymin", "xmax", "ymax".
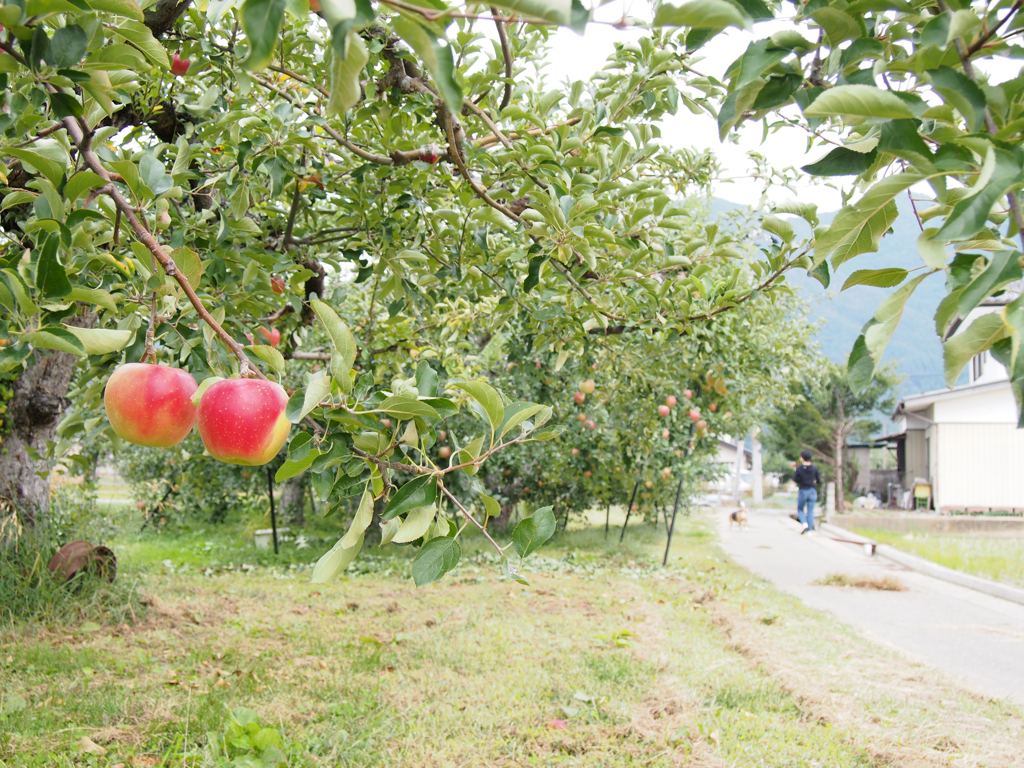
[{"xmin": 793, "ymin": 450, "xmax": 821, "ymax": 534}]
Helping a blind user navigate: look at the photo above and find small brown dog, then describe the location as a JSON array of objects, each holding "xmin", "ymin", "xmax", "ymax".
[{"xmin": 729, "ymin": 501, "xmax": 748, "ymax": 529}]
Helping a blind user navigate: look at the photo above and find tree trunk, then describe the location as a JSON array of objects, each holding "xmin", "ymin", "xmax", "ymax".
[
  {"xmin": 490, "ymin": 501, "xmax": 517, "ymax": 532},
  {"xmin": 280, "ymin": 473, "xmax": 306, "ymax": 527},
  {"xmin": 0, "ymin": 348, "xmax": 83, "ymax": 524}
]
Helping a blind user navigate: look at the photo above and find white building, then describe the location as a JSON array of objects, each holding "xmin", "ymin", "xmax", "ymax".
[{"xmin": 883, "ymin": 303, "xmax": 1024, "ymax": 513}]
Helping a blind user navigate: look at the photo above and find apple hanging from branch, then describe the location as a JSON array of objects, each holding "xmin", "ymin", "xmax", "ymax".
[
  {"xmin": 170, "ymin": 52, "xmax": 191, "ymax": 76},
  {"xmin": 197, "ymin": 378, "xmax": 291, "ymax": 465},
  {"xmin": 104, "ymin": 364, "xmax": 198, "ymax": 447}
]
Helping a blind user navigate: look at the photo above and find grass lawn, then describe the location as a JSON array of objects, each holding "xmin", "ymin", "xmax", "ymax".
[
  {"xmin": 855, "ymin": 527, "xmax": 1024, "ymax": 589},
  {"xmin": 3, "ymin": 507, "xmax": 1023, "ymax": 767}
]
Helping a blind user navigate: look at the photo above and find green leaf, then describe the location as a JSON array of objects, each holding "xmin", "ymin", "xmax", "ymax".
[
  {"xmin": 66, "ymin": 287, "xmax": 116, "ymax": 313},
  {"xmin": 4, "ymin": 148, "xmax": 66, "ymax": 187},
  {"xmin": 23, "ymin": 327, "xmax": 85, "ymax": 356},
  {"xmin": 111, "ymin": 19, "xmax": 169, "ymax": 68},
  {"xmin": 285, "ymin": 371, "xmax": 332, "ymax": 423},
  {"xmin": 247, "ymin": 344, "xmax": 285, "ymax": 373},
  {"xmin": 944, "ymin": 313, "xmax": 1008, "ymax": 387},
  {"xmin": 860, "ymin": 274, "xmax": 928, "ymax": 375},
  {"xmin": 457, "ymin": 435, "xmax": 485, "ymax": 475},
  {"xmin": 810, "ymin": 7, "xmax": 864, "ymax": 45},
  {"xmin": 450, "ymin": 381, "xmax": 504, "ymax": 431},
  {"xmin": 2, "ymin": 269, "xmax": 38, "ymax": 315},
  {"xmin": 415, "ymin": 361, "xmax": 438, "ymax": 398},
  {"xmin": 512, "ymin": 506, "xmax": 555, "ymax": 560},
  {"xmin": 379, "ymin": 395, "xmax": 439, "ymax": 420},
  {"xmin": 310, "ymin": 531, "xmax": 363, "ymax": 583},
  {"xmin": 917, "ymin": 228, "xmax": 948, "ymax": 270},
  {"xmin": 412, "ymin": 535, "xmax": 461, "ymax": 586},
  {"xmin": 814, "ymin": 173, "xmax": 920, "ymax": 266},
  {"xmin": 86, "ymin": 0, "xmax": 144, "ymax": 19},
  {"xmin": 652, "ymin": 0, "xmax": 749, "ymax": 29},
  {"xmin": 761, "ymin": 215, "xmax": 795, "ymax": 243},
  {"xmin": 802, "ymin": 147, "xmax": 878, "ymax": 176},
  {"xmin": 803, "ymin": 85, "xmax": 916, "ymax": 119},
  {"xmin": 51, "ymin": 24, "xmax": 88, "ymax": 68},
  {"xmin": 35, "ymin": 234, "xmax": 71, "ymax": 297},
  {"xmin": 392, "ymin": 504, "xmax": 436, "ymax": 543},
  {"xmin": 65, "ymin": 327, "xmax": 133, "ymax": 355},
  {"xmin": 958, "ymin": 249, "xmax": 1023, "ymax": 318},
  {"xmin": 847, "ymin": 334, "xmax": 875, "ymax": 393},
  {"xmin": 810, "ymin": 260, "xmax": 830, "ymax": 289},
  {"xmin": 382, "ymin": 475, "xmax": 437, "ymax": 521},
  {"xmin": 422, "ymin": 397, "xmax": 458, "ymax": 419},
  {"xmin": 938, "ymin": 149, "xmax": 1023, "ymax": 242},
  {"xmin": 391, "ymin": 15, "xmax": 462, "ymax": 113},
  {"xmin": 841, "ymin": 268, "xmax": 908, "ymax": 291},
  {"xmin": 379, "ymin": 517, "xmax": 400, "ymax": 546},
  {"xmin": 275, "ymin": 452, "xmax": 318, "ymax": 482},
  {"xmin": 310, "ymin": 299, "xmax": 356, "ymax": 393},
  {"xmin": 479, "ymin": 494, "xmax": 501, "ymax": 519},
  {"xmin": 240, "ymin": 0, "xmax": 287, "ymax": 71},
  {"xmin": 191, "ymin": 376, "xmax": 223, "ymax": 407},
  {"xmin": 169, "ymin": 247, "xmax": 203, "ymax": 289},
  {"xmin": 927, "ymin": 66, "xmax": 987, "ymax": 134},
  {"xmin": 498, "ymin": 402, "xmax": 548, "ymax": 439},
  {"xmin": 488, "ymin": 0, "xmax": 583, "ymax": 29},
  {"xmin": 341, "ymin": 488, "xmax": 373, "ymax": 548},
  {"xmin": 326, "ymin": 34, "xmax": 369, "ymax": 116},
  {"xmin": 530, "ymin": 425, "xmax": 565, "ymax": 441}
]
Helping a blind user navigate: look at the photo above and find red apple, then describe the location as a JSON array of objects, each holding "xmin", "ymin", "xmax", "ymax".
[
  {"xmin": 170, "ymin": 52, "xmax": 190, "ymax": 76},
  {"xmin": 574, "ymin": 391, "xmax": 585, "ymax": 405},
  {"xmin": 420, "ymin": 145, "xmax": 442, "ymax": 163},
  {"xmin": 696, "ymin": 419, "xmax": 707, "ymax": 432},
  {"xmin": 197, "ymin": 378, "xmax": 290, "ymax": 465},
  {"xmin": 438, "ymin": 446, "xmax": 451, "ymax": 459},
  {"xmin": 439, "ymin": 430, "xmax": 447, "ymax": 440},
  {"xmin": 577, "ymin": 413, "xmax": 587, "ymax": 422},
  {"xmin": 580, "ymin": 379, "xmax": 595, "ymax": 395},
  {"xmin": 535, "ymin": 361, "xmax": 542, "ymax": 369},
  {"xmin": 309, "ymin": 0, "xmax": 321, "ymax": 11},
  {"xmin": 666, "ymin": 395, "xmax": 677, "ymax": 408},
  {"xmin": 104, "ymin": 364, "xmax": 198, "ymax": 447},
  {"xmin": 709, "ymin": 403, "xmax": 718, "ymax": 412},
  {"xmin": 585, "ymin": 419, "xmax": 595, "ymax": 430},
  {"xmin": 684, "ymin": 389, "xmax": 692, "ymax": 399},
  {"xmin": 271, "ymin": 276, "xmax": 286, "ymax": 294},
  {"xmin": 591, "ymin": 363, "xmax": 597, "ymax": 370},
  {"xmin": 245, "ymin": 332, "xmax": 254, "ymax": 344},
  {"xmin": 658, "ymin": 405, "xmax": 671, "ymax": 417},
  {"xmin": 583, "ymin": 470, "xmax": 592, "ymax": 478},
  {"xmin": 257, "ymin": 326, "xmax": 281, "ymax": 347},
  {"xmin": 661, "ymin": 428, "xmax": 670, "ymax": 439},
  {"xmin": 571, "ymin": 448, "xmax": 579, "ymax": 456},
  {"xmin": 688, "ymin": 408, "xmax": 700, "ymax": 421}
]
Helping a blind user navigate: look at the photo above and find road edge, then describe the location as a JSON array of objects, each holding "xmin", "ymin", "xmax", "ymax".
[{"xmin": 819, "ymin": 522, "xmax": 1024, "ymax": 608}]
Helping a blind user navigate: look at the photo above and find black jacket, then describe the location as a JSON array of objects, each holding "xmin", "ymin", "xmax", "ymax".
[{"xmin": 793, "ymin": 463, "xmax": 820, "ymax": 490}]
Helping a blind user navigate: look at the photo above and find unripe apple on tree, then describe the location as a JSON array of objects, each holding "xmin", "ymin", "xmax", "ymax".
[
  {"xmin": 197, "ymin": 378, "xmax": 290, "ymax": 465},
  {"xmin": 170, "ymin": 52, "xmax": 190, "ymax": 76},
  {"xmin": 270, "ymin": 276, "xmax": 286, "ymax": 294},
  {"xmin": 571, "ymin": 448, "xmax": 579, "ymax": 456},
  {"xmin": 438, "ymin": 446, "xmax": 451, "ymax": 459},
  {"xmin": 104, "ymin": 363, "xmax": 198, "ymax": 447},
  {"xmin": 684, "ymin": 389, "xmax": 692, "ymax": 399},
  {"xmin": 381, "ymin": 418, "xmax": 392, "ymax": 429},
  {"xmin": 658, "ymin": 405, "xmax": 671, "ymax": 417},
  {"xmin": 661, "ymin": 428, "xmax": 670, "ymax": 439},
  {"xmin": 688, "ymin": 408, "xmax": 700, "ymax": 421},
  {"xmin": 724, "ymin": 411, "xmax": 733, "ymax": 420},
  {"xmin": 439, "ymin": 430, "xmax": 447, "ymax": 440},
  {"xmin": 645, "ymin": 480, "xmax": 653, "ymax": 488},
  {"xmin": 695, "ymin": 419, "xmax": 708, "ymax": 432},
  {"xmin": 666, "ymin": 395, "xmax": 677, "ymax": 408},
  {"xmin": 574, "ymin": 391, "xmax": 585, "ymax": 405},
  {"xmin": 535, "ymin": 361, "xmax": 542, "ymax": 369},
  {"xmin": 257, "ymin": 326, "xmax": 281, "ymax": 347},
  {"xmin": 585, "ymin": 419, "xmax": 595, "ymax": 430},
  {"xmin": 579, "ymin": 379, "xmax": 595, "ymax": 395},
  {"xmin": 155, "ymin": 210, "xmax": 171, "ymax": 230},
  {"xmin": 583, "ymin": 470, "xmax": 592, "ymax": 478}
]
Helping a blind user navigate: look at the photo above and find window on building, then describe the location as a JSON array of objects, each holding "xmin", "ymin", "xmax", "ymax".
[{"xmin": 972, "ymin": 352, "xmax": 985, "ymax": 381}]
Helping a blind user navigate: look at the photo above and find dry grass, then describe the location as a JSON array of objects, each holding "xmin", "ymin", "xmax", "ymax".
[{"xmin": 813, "ymin": 572, "xmax": 909, "ymax": 591}]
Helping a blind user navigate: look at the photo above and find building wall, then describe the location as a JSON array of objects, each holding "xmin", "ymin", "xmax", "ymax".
[
  {"xmin": 932, "ymin": 384, "xmax": 1018, "ymax": 424},
  {"xmin": 935, "ymin": 422, "xmax": 1024, "ymax": 510},
  {"xmin": 905, "ymin": 429, "xmax": 929, "ymax": 483}
]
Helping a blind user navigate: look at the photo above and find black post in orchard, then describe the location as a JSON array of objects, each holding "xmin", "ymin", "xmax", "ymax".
[
  {"xmin": 266, "ymin": 467, "xmax": 279, "ymax": 555},
  {"xmin": 664, "ymin": 477, "xmax": 685, "ymax": 566},
  {"xmin": 619, "ymin": 481, "xmax": 641, "ymax": 543},
  {"xmin": 605, "ymin": 498, "xmax": 611, "ymax": 538}
]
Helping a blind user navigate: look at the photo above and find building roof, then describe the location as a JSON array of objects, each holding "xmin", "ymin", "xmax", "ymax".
[{"xmin": 891, "ymin": 380, "xmax": 1010, "ymax": 418}]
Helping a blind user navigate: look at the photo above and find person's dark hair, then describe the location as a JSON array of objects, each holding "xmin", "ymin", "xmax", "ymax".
[{"xmin": 799, "ymin": 449, "xmax": 812, "ymax": 462}]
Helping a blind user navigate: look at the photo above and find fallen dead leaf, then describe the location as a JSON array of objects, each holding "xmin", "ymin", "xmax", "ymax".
[{"xmin": 79, "ymin": 736, "xmax": 107, "ymax": 755}]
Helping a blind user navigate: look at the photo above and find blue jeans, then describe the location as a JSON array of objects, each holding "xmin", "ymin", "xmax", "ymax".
[{"xmin": 797, "ymin": 488, "xmax": 817, "ymax": 530}]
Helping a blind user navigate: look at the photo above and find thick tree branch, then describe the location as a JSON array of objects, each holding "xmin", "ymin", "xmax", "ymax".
[
  {"xmin": 443, "ymin": 108, "xmax": 525, "ymax": 225},
  {"xmin": 473, "ymin": 117, "xmax": 582, "ymax": 149},
  {"xmin": 491, "ymin": 7, "xmax": 514, "ymax": 112}
]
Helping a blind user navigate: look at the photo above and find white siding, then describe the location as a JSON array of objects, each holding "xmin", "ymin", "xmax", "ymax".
[
  {"xmin": 932, "ymin": 385, "xmax": 1018, "ymax": 424},
  {"xmin": 935, "ymin": 423, "xmax": 1024, "ymax": 510}
]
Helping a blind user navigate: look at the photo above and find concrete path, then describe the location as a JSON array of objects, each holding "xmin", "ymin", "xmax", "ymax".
[{"xmin": 717, "ymin": 505, "xmax": 1024, "ymax": 706}]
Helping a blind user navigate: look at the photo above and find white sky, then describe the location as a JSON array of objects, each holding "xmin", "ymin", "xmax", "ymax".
[{"xmin": 543, "ymin": 6, "xmax": 844, "ymax": 210}]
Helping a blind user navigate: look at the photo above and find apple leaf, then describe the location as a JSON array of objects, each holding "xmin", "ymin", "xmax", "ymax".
[
  {"xmin": 392, "ymin": 504, "xmax": 436, "ymax": 543},
  {"xmin": 840, "ymin": 268, "xmax": 908, "ymax": 291},
  {"xmin": 310, "ymin": 531, "xmax": 363, "ymax": 583},
  {"xmin": 23, "ymin": 327, "xmax": 85, "ymax": 356},
  {"xmin": 240, "ymin": 0, "xmax": 287, "ymax": 71},
  {"xmin": 411, "ymin": 535, "xmax": 461, "ymax": 586},
  {"xmin": 512, "ymin": 506, "xmax": 555, "ymax": 560},
  {"xmin": 499, "ymin": 402, "xmax": 548, "ymax": 439},
  {"xmin": 191, "ymin": 375, "xmax": 224, "ymax": 406},
  {"xmin": 247, "ymin": 344, "xmax": 284, "ymax": 373},
  {"xmin": 340, "ymin": 487, "xmax": 373, "ymax": 549},
  {"xmin": 382, "ymin": 475, "xmax": 437, "ymax": 521},
  {"xmin": 285, "ymin": 370, "xmax": 332, "ymax": 423},
  {"xmin": 944, "ymin": 312, "xmax": 1008, "ymax": 387},
  {"xmin": 449, "ymin": 381, "xmax": 504, "ymax": 432},
  {"xmin": 379, "ymin": 395, "xmax": 438, "ymax": 420},
  {"xmin": 310, "ymin": 299, "xmax": 356, "ymax": 393},
  {"xmin": 479, "ymin": 493, "xmax": 501, "ymax": 518}
]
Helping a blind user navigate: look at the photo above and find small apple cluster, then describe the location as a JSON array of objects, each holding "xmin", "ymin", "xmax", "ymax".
[{"xmin": 104, "ymin": 363, "xmax": 291, "ymax": 466}]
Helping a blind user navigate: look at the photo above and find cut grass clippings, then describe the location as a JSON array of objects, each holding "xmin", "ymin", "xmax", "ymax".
[
  {"xmin": 857, "ymin": 527, "xmax": 1024, "ymax": 589},
  {"xmin": 1, "ymin": 509, "xmax": 1022, "ymax": 767},
  {"xmin": 813, "ymin": 572, "xmax": 909, "ymax": 591}
]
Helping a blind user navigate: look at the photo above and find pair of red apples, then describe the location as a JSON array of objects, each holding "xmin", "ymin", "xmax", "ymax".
[{"xmin": 103, "ymin": 364, "xmax": 291, "ymax": 465}]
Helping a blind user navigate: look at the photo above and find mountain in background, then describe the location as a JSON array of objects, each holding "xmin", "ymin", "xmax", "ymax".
[{"xmin": 711, "ymin": 197, "xmax": 958, "ymax": 400}]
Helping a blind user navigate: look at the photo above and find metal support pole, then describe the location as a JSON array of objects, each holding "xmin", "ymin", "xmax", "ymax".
[
  {"xmin": 605, "ymin": 499, "xmax": 610, "ymax": 538},
  {"xmin": 663, "ymin": 477, "xmax": 684, "ymax": 566},
  {"xmin": 266, "ymin": 467, "xmax": 279, "ymax": 555},
  {"xmin": 619, "ymin": 481, "xmax": 640, "ymax": 543}
]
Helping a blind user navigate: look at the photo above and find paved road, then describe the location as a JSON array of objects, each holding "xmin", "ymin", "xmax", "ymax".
[{"xmin": 717, "ymin": 506, "xmax": 1024, "ymax": 706}]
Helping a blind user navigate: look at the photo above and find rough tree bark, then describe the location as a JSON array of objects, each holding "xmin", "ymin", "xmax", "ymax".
[
  {"xmin": 0, "ymin": 346, "xmax": 85, "ymax": 524},
  {"xmin": 280, "ymin": 473, "xmax": 306, "ymax": 527}
]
